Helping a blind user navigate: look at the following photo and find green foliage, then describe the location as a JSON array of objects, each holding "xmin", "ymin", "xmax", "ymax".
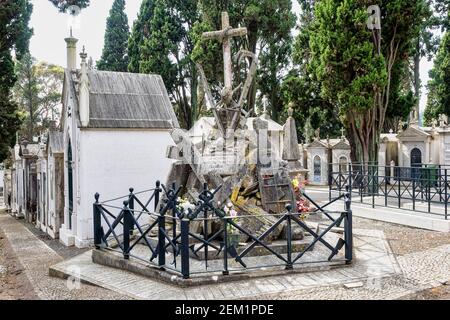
[
  {"xmin": 283, "ymin": 0, "xmax": 342, "ymax": 141},
  {"xmin": 48, "ymin": 0, "xmax": 90, "ymax": 12},
  {"xmin": 424, "ymin": 29, "xmax": 450, "ymax": 124},
  {"xmin": 129, "ymin": 0, "xmax": 199, "ymax": 128},
  {"xmin": 97, "ymin": 0, "xmax": 130, "ymax": 72},
  {"xmin": 0, "ymin": 0, "xmax": 33, "ymax": 162},
  {"xmin": 192, "ymin": 0, "xmax": 296, "ymax": 119},
  {"xmin": 13, "ymin": 57, "xmax": 64, "ymax": 139},
  {"xmin": 128, "ymin": 0, "xmax": 155, "ymax": 73},
  {"xmin": 306, "ymin": 0, "xmax": 429, "ymax": 162}
]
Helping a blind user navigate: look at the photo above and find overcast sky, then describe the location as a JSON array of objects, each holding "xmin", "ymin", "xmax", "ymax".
[{"xmin": 29, "ymin": 0, "xmax": 434, "ymax": 115}]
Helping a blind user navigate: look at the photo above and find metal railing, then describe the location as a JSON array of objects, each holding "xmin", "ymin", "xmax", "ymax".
[
  {"xmin": 93, "ymin": 181, "xmax": 353, "ymax": 279},
  {"xmin": 329, "ymin": 163, "xmax": 449, "ymax": 219}
]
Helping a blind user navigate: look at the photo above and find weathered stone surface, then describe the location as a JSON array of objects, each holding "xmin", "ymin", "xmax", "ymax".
[
  {"xmin": 233, "ymin": 204, "xmax": 284, "ymax": 243},
  {"xmin": 280, "ymin": 222, "xmax": 304, "ymax": 241}
]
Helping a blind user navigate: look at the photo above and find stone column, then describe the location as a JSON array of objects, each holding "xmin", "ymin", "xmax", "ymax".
[{"xmin": 65, "ymin": 36, "xmax": 78, "ymax": 70}]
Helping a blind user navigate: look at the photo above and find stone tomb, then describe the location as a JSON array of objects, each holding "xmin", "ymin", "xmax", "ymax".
[{"xmin": 162, "ymin": 12, "xmax": 310, "ymax": 259}]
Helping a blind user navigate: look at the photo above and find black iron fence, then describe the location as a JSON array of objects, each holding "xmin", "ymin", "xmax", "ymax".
[
  {"xmin": 93, "ymin": 182, "xmax": 353, "ymax": 279},
  {"xmin": 329, "ymin": 163, "xmax": 450, "ymax": 219}
]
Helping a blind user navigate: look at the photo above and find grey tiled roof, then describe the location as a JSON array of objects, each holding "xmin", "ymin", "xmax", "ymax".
[{"xmin": 69, "ymin": 70, "xmax": 180, "ymax": 129}]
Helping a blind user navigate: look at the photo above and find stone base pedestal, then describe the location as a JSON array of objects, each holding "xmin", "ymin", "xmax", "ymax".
[{"xmin": 59, "ymin": 225, "xmax": 75, "ymax": 247}]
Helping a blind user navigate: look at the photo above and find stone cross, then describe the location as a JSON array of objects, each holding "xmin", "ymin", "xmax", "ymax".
[
  {"xmin": 340, "ymin": 127, "xmax": 345, "ymax": 139},
  {"xmin": 202, "ymin": 12, "xmax": 247, "ymax": 96}
]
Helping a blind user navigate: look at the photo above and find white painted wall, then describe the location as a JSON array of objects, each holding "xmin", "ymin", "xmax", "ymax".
[{"xmin": 74, "ymin": 129, "xmax": 175, "ymax": 247}]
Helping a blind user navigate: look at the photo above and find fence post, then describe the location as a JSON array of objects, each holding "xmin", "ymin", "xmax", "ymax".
[
  {"xmin": 344, "ymin": 186, "xmax": 353, "ymax": 264},
  {"xmin": 158, "ymin": 205, "xmax": 166, "ymax": 269},
  {"xmin": 128, "ymin": 188, "xmax": 135, "ymax": 236},
  {"xmin": 349, "ymin": 163, "xmax": 353, "ymax": 200},
  {"xmin": 359, "ymin": 165, "xmax": 363, "ymax": 204},
  {"xmin": 180, "ymin": 217, "xmax": 190, "ymax": 279},
  {"xmin": 93, "ymin": 193, "xmax": 101, "ymax": 249},
  {"xmin": 398, "ymin": 169, "xmax": 401, "ymax": 209},
  {"xmin": 285, "ymin": 204, "xmax": 293, "ymax": 270},
  {"xmin": 445, "ymin": 169, "xmax": 448, "ymax": 220},
  {"xmin": 412, "ymin": 177, "xmax": 416, "ymax": 211},
  {"xmin": 222, "ymin": 217, "xmax": 229, "ymax": 276},
  {"xmin": 372, "ymin": 165, "xmax": 376, "ymax": 209},
  {"xmin": 155, "ymin": 180, "xmax": 161, "ymax": 211},
  {"xmin": 427, "ymin": 167, "xmax": 431, "ymax": 213},
  {"xmin": 384, "ymin": 166, "xmax": 388, "ymax": 207},
  {"xmin": 123, "ymin": 200, "xmax": 131, "ymax": 260},
  {"xmin": 328, "ymin": 164, "xmax": 332, "ymax": 201}
]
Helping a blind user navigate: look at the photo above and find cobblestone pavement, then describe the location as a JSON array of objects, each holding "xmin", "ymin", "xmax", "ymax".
[
  {"xmin": 255, "ymin": 217, "xmax": 450, "ymax": 300},
  {"xmin": 0, "ymin": 210, "xmax": 129, "ymax": 300},
  {"xmin": 50, "ymin": 228, "xmax": 402, "ymax": 300},
  {"xmin": 1, "ymin": 204, "xmax": 450, "ymax": 300}
]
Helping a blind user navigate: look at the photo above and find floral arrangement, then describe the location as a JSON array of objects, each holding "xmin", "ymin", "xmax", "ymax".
[
  {"xmin": 176, "ymin": 197, "xmax": 196, "ymax": 217},
  {"xmin": 222, "ymin": 202, "xmax": 242, "ymax": 247},
  {"xmin": 292, "ymin": 176, "xmax": 311, "ymax": 215}
]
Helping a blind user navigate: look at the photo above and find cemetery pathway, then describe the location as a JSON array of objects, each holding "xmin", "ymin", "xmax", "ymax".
[
  {"xmin": 0, "ymin": 209, "xmax": 129, "ymax": 300},
  {"xmin": 1, "ymin": 204, "xmax": 449, "ymax": 300}
]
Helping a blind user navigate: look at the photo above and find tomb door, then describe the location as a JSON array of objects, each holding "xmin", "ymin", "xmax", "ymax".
[
  {"xmin": 339, "ymin": 156, "xmax": 348, "ymax": 174},
  {"xmin": 410, "ymin": 148, "xmax": 422, "ymax": 180},
  {"xmin": 68, "ymin": 140, "xmax": 73, "ymax": 230},
  {"xmin": 313, "ymin": 155, "xmax": 322, "ymax": 183}
]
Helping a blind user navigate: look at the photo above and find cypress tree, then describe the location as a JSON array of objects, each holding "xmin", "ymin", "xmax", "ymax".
[
  {"xmin": 0, "ymin": 0, "xmax": 33, "ymax": 162},
  {"xmin": 97, "ymin": 0, "xmax": 130, "ymax": 72},
  {"xmin": 127, "ymin": 0, "xmax": 155, "ymax": 73}
]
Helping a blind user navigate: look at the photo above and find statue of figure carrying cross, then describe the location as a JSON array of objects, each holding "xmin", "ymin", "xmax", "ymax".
[{"xmin": 197, "ymin": 12, "xmax": 259, "ymax": 137}]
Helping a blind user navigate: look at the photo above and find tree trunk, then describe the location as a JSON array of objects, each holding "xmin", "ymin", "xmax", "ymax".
[{"xmin": 246, "ymin": 24, "xmax": 258, "ymax": 112}]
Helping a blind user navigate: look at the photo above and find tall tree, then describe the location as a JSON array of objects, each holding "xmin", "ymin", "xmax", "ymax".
[
  {"xmin": 283, "ymin": 0, "xmax": 342, "ymax": 142},
  {"xmin": 424, "ymin": 25, "xmax": 450, "ymax": 123},
  {"xmin": 309, "ymin": 0, "xmax": 429, "ymax": 164},
  {"xmin": 97, "ymin": 0, "xmax": 130, "ymax": 72},
  {"xmin": 192, "ymin": 0, "xmax": 296, "ymax": 121},
  {"xmin": 13, "ymin": 58, "xmax": 64, "ymax": 139},
  {"xmin": 0, "ymin": 0, "xmax": 33, "ymax": 162},
  {"xmin": 48, "ymin": 0, "xmax": 90, "ymax": 12},
  {"xmin": 424, "ymin": 6, "xmax": 450, "ymax": 124},
  {"xmin": 13, "ymin": 54, "xmax": 38, "ymax": 140},
  {"xmin": 130, "ymin": 0, "xmax": 199, "ymax": 128},
  {"xmin": 408, "ymin": 0, "xmax": 441, "ymax": 126},
  {"xmin": 128, "ymin": 0, "xmax": 155, "ymax": 73}
]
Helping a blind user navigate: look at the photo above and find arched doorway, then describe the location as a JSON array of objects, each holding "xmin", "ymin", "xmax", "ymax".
[
  {"xmin": 68, "ymin": 139, "xmax": 73, "ymax": 230},
  {"xmin": 410, "ymin": 148, "xmax": 422, "ymax": 180},
  {"xmin": 314, "ymin": 155, "xmax": 321, "ymax": 183},
  {"xmin": 339, "ymin": 156, "xmax": 348, "ymax": 173}
]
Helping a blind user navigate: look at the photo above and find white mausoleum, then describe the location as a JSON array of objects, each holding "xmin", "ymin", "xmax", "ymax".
[{"xmin": 59, "ymin": 36, "xmax": 179, "ymax": 247}]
